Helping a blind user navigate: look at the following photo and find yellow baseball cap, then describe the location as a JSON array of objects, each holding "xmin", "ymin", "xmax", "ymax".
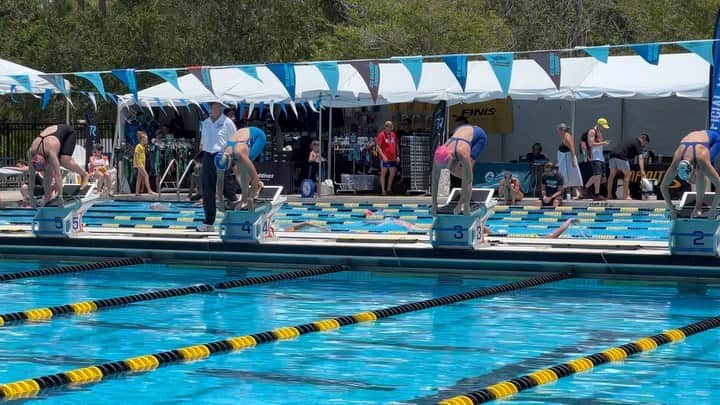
[{"xmin": 597, "ymin": 118, "xmax": 610, "ymax": 129}]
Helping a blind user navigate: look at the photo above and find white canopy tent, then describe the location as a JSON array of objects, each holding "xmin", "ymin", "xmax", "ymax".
[
  {"xmin": 0, "ymin": 57, "xmax": 67, "ymax": 94},
  {"xmin": 117, "ymin": 52, "xmax": 710, "ymax": 186}
]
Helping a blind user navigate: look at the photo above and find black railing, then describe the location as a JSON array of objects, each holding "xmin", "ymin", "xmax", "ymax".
[{"xmin": 0, "ymin": 122, "xmax": 114, "ymax": 166}]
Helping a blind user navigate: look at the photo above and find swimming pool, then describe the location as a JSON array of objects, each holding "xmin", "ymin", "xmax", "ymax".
[
  {"xmin": 0, "ymin": 258, "xmax": 717, "ymax": 403},
  {"xmin": 0, "ymin": 200, "xmax": 671, "ymax": 241}
]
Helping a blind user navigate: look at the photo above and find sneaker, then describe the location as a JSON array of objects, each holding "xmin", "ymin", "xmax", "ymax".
[{"xmin": 196, "ymin": 223, "xmax": 215, "ymax": 232}]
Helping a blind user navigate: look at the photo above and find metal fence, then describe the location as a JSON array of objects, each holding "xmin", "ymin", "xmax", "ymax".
[{"xmin": 0, "ymin": 122, "xmax": 114, "ymax": 166}]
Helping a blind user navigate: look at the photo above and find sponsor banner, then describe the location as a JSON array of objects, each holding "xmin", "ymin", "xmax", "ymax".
[
  {"xmin": 709, "ymin": 8, "xmax": 720, "ymax": 132},
  {"xmin": 472, "ymin": 163, "xmax": 532, "ymax": 192},
  {"xmin": 255, "ymin": 161, "xmax": 295, "ymax": 192},
  {"xmin": 449, "ymin": 98, "xmax": 513, "ymax": 134},
  {"xmin": 578, "ymin": 162, "xmax": 689, "ymax": 199}
]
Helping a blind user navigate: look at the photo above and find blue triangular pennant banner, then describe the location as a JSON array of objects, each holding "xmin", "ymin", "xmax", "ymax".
[
  {"xmin": 148, "ymin": 69, "xmax": 182, "ymax": 92},
  {"xmin": 111, "ymin": 69, "xmax": 138, "ymax": 103},
  {"xmin": 41, "ymin": 88, "xmax": 52, "ymax": 110},
  {"xmin": 178, "ymin": 99, "xmax": 191, "ymax": 112},
  {"xmin": 630, "ymin": 43, "xmax": 661, "ymax": 65},
  {"xmin": 238, "ymin": 101, "xmax": 246, "ymax": 119},
  {"xmin": 258, "ymin": 101, "xmax": 265, "ymax": 120},
  {"xmin": 38, "ymin": 74, "xmax": 69, "ymax": 97},
  {"xmin": 9, "ymin": 75, "xmax": 32, "ymax": 93},
  {"xmin": 280, "ymin": 102, "xmax": 288, "ymax": 117},
  {"xmin": 529, "ymin": 51, "xmax": 562, "ymax": 89},
  {"xmin": 201, "ymin": 102, "xmax": 211, "ymax": 116},
  {"xmin": 106, "ymin": 92, "xmax": 118, "ymax": 105},
  {"xmin": 237, "ymin": 66, "xmax": 262, "ymax": 82},
  {"xmin": 155, "ymin": 97, "xmax": 167, "ymax": 115},
  {"xmin": 267, "ymin": 63, "xmax": 296, "ymax": 101},
  {"xmin": 188, "ymin": 66, "xmax": 215, "ymax": 95},
  {"xmin": 442, "ymin": 55, "xmax": 468, "ymax": 91},
  {"xmin": 679, "ymin": 41, "xmax": 714, "ymax": 65},
  {"xmin": 75, "ymin": 72, "xmax": 107, "ymax": 100},
  {"xmin": 9, "ymin": 85, "xmax": 19, "ymax": 103},
  {"xmin": 484, "ymin": 52, "xmax": 514, "ymax": 95},
  {"xmin": 85, "ymin": 91, "xmax": 98, "ymax": 111},
  {"xmin": 315, "ymin": 62, "xmax": 339, "ymax": 98},
  {"xmin": 581, "ymin": 46, "xmax": 609, "ymax": 63},
  {"xmin": 397, "ymin": 57, "xmax": 423, "ymax": 90}
]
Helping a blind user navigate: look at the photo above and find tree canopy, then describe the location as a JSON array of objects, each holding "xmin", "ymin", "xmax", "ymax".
[{"xmin": 1, "ymin": 0, "xmax": 719, "ymax": 121}]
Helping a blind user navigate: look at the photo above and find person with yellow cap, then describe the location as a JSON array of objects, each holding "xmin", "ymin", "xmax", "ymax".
[{"xmin": 583, "ymin": 118, "xmax": 611, "ymax": 200}]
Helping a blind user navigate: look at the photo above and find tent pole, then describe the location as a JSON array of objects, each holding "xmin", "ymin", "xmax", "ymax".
[
  {"xmin": 328, "ymin": 102, "xmax": 333, "ymax": 184},
  {"xmin": 318, "ymin": 105, "xmax": 323, "ymax": 182},
  {"xmin": 570, "ymin": 98, "xmax": 576, "ymax": 135},
  {"xmin": 66, "ymin": 99, "xmax": 70, "ymax": 125}
]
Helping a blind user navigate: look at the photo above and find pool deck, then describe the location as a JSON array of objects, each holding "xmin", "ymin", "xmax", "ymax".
[{"xmin": 1, "ymin": 192, "xmax": 717, "ymax": 278}]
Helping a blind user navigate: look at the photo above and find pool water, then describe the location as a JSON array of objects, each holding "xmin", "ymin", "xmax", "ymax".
[
  {"xmin": 0, "ymin": 259, "xmax": 718, "ymax": 403},
  {"xmin": 0, "ymin": 201, "xmax": 671, "ymax": 241}
]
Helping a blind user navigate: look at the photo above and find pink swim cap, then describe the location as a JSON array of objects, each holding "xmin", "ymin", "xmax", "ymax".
[
  {"xmin": 31, "ymin": 154, "xmax": 46, "ymax": 171},
  {"xmin": 434, "ymin": 145, "xmax": 451, "ymax": 165}
]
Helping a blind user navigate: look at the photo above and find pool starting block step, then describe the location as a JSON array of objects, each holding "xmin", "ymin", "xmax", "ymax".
[
  {"xmin": 32, "ymin": 184, "xmax": 97, "ymax": 238},
  {"xmin": 430, "ymin": 188, "xmax": 496, "ymax": 249},
  {"xmin": 670, "ymin": 192, "xmax": 720, "ymax": 256},
  {"xmin": 219, "ymin": 186, "xmax": 286, "ymax": 243}
]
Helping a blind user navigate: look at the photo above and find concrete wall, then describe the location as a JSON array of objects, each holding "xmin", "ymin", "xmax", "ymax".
[{"xmin": 477, "ymin": 96, "xmax": 707, "ymax": 163}]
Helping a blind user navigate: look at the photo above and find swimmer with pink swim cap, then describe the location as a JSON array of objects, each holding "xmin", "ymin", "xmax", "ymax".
[{"xmin": 430, "ymin": 117, "xmax": 488, "ymax": 216}]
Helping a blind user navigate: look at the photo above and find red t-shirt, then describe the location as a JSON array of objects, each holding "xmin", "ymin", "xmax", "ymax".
[{"xmin": 376, "ymin": 131, "xmax": 398, "ymax": 161}]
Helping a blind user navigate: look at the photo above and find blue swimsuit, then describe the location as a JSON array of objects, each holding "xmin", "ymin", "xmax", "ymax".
[
  {"xmin": 680, "ymin": 130, "xmax": 720, "ymax": 164},
  {"xmin": 447, "ymin": 125, "xmax": 487, "ymax": 161},
  {"xmin": 227, "ymin": 127, "xmax": 267, "ymax": 160}
]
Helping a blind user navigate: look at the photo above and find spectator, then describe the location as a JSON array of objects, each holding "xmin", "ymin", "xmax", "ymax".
[
  {"xmin": 308, "ymin": 140, "xmax": 324, "ymax": 194},
  {"xmin": 134, "ymin": 132, "xmax": 156, "ymax": 196},
  {"xmin": 556, "ymin": 123, "xmax": 583, "ymax": 199},
  {"xmin": 540, "ymin": 162, "xmax": 564, "ymax": 207},
  {"xmin": 498, "ymin": 170, "xmax": 524, "ymax": 205},
  {"xmin": 89, "ymin": 145, "xmax": 111, "ymax": 197},
  {"xmin": 154, "ymin": 125, "xmax": 172, "ymax": 145},
  {"xmin": 584, "ymin": 119, "xmax": 610, "ymax": 200},
  {"xmin": 525, "ymin": 143, "xmax": 548, "ymax": 163},
  {"xmin": 376, "ymin": 120, "xmax": 399, "ymax": 195},
  {"xmin": 396, "ymin": 118, "xmax": 412, "ymax": 139},
  {"xmin": 607, "ymin": 133, "xmax": 650, "ymax": 200}
]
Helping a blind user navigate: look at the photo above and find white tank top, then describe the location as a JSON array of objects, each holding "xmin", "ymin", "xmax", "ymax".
[{"xmin": 591, "ymin": 144, "xmax": 604, "ymax": 161}]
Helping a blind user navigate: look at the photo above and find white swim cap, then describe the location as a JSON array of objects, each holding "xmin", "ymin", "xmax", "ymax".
[{"xmin": 677, "ymin": 160, "xmax": 693, "ymax": 181}]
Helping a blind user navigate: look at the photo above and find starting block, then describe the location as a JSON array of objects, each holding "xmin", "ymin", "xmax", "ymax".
[
  {"xmin": 32, "ymin": 184, "xmax": 97, "ymax": 238},
  {"xmin": 219, "ymin": 186, "xmax": 286, "ymax": 243},
  {"xmin": 669, "ymin": 192, "xmax": 720, "ymax": 256},
  {"xmin": 429, "ymin": 188, "xmax": 496, "ymax": 249}
]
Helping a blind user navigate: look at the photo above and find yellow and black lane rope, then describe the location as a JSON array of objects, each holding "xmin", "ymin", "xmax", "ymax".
[
  {"xmin": 0, "ymin": 264, "xmax": 345, "ymax": 327},
  {"xmin": 438, "ymin": 316, "xmax": 720, "ymax": 405},
  {"xmin": 0, "ymin": 272, "xmax": 570, "ymax": 399},
  {"xmin": 0, "ymin": 257, "xmax": 144, "ymax": 282}
]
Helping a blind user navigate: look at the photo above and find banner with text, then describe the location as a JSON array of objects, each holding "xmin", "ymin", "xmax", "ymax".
[{"xmin": 449, "ymin": 98, "xmax": 513, "ymax": 134}]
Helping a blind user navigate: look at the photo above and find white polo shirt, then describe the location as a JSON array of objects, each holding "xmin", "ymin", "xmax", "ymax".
[{"xmin": 200, "ymin": 114, "xmax": 237, "ymax": 153}]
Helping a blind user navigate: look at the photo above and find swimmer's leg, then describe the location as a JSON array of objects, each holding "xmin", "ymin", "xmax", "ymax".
[{"xmin": 59, "ymin": 155, "xmax": 89, "ymax": 187}]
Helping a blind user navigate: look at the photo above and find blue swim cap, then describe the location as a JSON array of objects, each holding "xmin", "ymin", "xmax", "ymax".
[
  {"xmin": 677, "ymin": 160, "xmax": 693, "ymax": 181},
  {"xmin": 214, "ymin": 153, "xmax": 230, "ymax": 170}
]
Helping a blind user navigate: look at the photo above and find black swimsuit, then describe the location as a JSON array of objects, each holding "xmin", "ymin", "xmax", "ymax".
[{"xmin": 37, "ymin": 125, "xmax": 77, "ymax": 157}]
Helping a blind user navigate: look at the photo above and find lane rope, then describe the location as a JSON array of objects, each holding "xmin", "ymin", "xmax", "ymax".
[
  {"xmin": 0, "ymin": 272, "xmax": 571, "ymax": 399},
  {"xmin": 438, "ymin": 316, "xmax": 720, "ymax": 404},
  {"xmin": 0, "ymin": 264, "xmax": 345, "ymax": 327},
  {"xmin": 0, "ymin": 257, "xmax": 144, "ymax": 282}
]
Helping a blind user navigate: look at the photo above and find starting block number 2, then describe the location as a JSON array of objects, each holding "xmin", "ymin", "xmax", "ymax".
[{"xmin": 692, "ymin": 230, "xmax": 706, "ymax": 246}]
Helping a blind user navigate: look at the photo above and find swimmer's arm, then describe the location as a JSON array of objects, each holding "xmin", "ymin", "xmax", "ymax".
[
  {"xmin": 48, "ymin": 154, "xmax": 63, "ymax": 206},
  {"xmin": 638, "ymin": 154, "xmax": 646, "ymax": 177},
  {"xmin": 566, "ymin": 134, "xmax": 578, "ymax": 165},
  {"xmin": 27, "ymin": 161, "xmax": 37, "ymax": 208},
  {"xmin": 661, "ymin": 160, "xmax": 679, "ymax": 216},
  {"xmin": 461, "ymin": 155, "xmax": 473, "ymax": 214}
]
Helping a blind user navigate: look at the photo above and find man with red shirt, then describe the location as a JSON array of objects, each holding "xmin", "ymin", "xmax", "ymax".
[{"xmin": 377, "ymin": 120, "xmax": 399, "ymax": 195}]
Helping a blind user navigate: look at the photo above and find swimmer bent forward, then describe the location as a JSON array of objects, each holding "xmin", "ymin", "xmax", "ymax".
[
  {"xmin": 431, "ymin": 125, "xmax": 488, "ymax": 215},
  {"xmin": 215, "ymin": 126, "xmax": 267, "ymax": 211}
]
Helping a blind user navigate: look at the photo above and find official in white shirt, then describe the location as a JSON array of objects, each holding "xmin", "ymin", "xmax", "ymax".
[{"xmin": 197, "ymin": 102, "xmax": 237, "ymax": 232}]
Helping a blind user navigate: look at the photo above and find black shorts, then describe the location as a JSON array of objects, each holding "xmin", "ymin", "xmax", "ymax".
[
  {"xmin": 53, "ymin": 125, "xmax": 77, "ymax": 157},
  {"xmin": 540, "ymin": 197, "xmax": 560, "ymax": 207},
  {"xmin": 591, "ymin": 160, "xmax": 605, "ymax": 176}
]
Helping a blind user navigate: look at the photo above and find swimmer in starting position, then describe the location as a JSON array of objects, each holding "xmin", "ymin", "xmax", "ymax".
[
  {"xmin": 431, "ymin": 123, "xmax": 488, "ymax": 216},
  {"xmin": 661, "ymin": 129, "xmax": 720, "ymax": 219},
  {"xmin": 215, "ymin": 126, "xmax": 267, "ymax": 211},
  {"xmin": 27, "ymin": 124, "xmax": 89, "ymax": 208}
]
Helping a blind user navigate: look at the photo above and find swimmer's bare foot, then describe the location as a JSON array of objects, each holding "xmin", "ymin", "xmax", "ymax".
[{"xmin": 624, "ymin": 197, "xmax": 633, "ymax": 200}]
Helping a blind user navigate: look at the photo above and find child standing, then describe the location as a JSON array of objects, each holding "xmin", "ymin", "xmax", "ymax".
[{"xmin": 134, "ymin": 131, "xmax": 156, "ymax": 196}]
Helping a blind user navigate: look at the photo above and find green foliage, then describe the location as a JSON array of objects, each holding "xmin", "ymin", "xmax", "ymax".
[{"xmin": 0, "ymin": 0, "xmax": 719, "ymax": 122}]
